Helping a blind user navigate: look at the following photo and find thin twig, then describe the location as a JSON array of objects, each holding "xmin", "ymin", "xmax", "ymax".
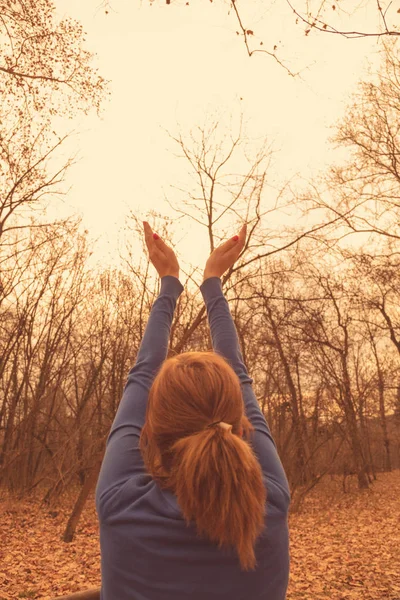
[
  {"xmin": 286, "ymin": 0, "xmax": 400, "ymax": 39},
  {"xmin": 230, "ymin": 0, "xmax": 301, "ymax": 77}
]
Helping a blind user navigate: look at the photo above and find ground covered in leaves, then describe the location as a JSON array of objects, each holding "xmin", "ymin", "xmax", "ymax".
[{"xmin": 0, "ymin": 470, "xmax": 399, "ymax": 600}]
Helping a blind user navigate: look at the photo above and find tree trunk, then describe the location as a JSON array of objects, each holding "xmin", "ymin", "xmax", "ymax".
[
  {"xmin": 265, "ymin": 301, "xmax": 310, "ymax": 485},
  {"xmin": 63, "ymin": 462, "xmax": 101, "ymax": 543},
  {"xmin": 378, "ymin": 378, "xmax": 392, "ymax": 472}
]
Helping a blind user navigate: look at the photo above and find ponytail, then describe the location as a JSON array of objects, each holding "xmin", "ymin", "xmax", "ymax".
[{"xmin": 167, "ymin": 424, "xmax": 266, "ymax": 571}]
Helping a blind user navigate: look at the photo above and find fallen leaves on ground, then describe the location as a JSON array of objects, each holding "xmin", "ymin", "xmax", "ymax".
[
  {"xmin": 0, "ymin": 470, "xmax": 399, "ymax": 599},
  {"xmin": 287, "ymin": 470, "xmax": 400, "ymax": 600}
]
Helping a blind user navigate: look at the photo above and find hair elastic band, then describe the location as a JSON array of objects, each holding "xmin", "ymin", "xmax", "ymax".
[{"xmin": 207, "ymin": 420, "xmax": 233, "ymax": 432}]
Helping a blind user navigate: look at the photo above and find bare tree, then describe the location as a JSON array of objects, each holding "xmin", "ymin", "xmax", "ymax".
[
  {"xmin": 0, "ymin": 110, "xmax": 73, "ymax": 253},
  {"xmin": 60, "ymin": 265, "xmax": 153, "ymax": 539},
  {"xmin": 292, "ymin": 260, "xmax": 371, "ymax": 489},
  {"xmin": 0, "ymin": 0, "xmax": 107, "ymax": 117},
  {"xmin": 101, "ymin": 0, "xmax": 400, "ymax": 72},
  {"xmin": 0, "ymin": 221, "xmax": 90, "ymax": 490},
  {"xmin": 307, "ymin": 39, "xmax": 400, "ymax": 245},
  {"xmin": 159, "ymin": 115, "xmax": 344, "ymax": 351},
  {"xmin": 362, "ymin": 310, "xmax": 393, "ymax": 473},
  {"xmin": 286, "ymin": 0, "xmax": 400, "ymax": 40}
]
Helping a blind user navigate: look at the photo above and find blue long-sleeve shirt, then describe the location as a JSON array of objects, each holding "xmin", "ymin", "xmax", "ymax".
[{"xmin": 96, "ymin": 276, "xmax": 291, "ymax": 600}]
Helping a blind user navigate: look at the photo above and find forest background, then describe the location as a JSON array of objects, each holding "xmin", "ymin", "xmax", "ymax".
[{"xmin": 1, "ymin": 0, "xmax": 400, "ymax": 598}]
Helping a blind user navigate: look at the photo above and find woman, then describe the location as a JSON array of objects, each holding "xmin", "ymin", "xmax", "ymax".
[{"xmin": 95, "ymin": 221, "xmax": 291, "ymax": 600}]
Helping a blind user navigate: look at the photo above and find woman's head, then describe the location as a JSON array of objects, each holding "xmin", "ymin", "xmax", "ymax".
[{"xmin": 140, "ymin": 351, "xmax": 267, "ymax": 572}]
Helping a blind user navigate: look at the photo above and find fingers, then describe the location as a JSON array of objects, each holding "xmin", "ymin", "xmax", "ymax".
[
  {"xmin": 143, "ymin": 221, "xmax": 154, "ymax": 250},
  {"xmin": 219, "ymin": 222, "xmax": 247, "ymax": 254},
  {"xmin": 143, "ymin": 221, "xmax": 179, "ymax": 278},
  {"xmin": 238, "ymin": 222, "xmax": 247, "ymax": 249},
  {"xmin": 143, "ymin": 221, "xmax": 169, "ymax": 256},
  {"xmin": 233, "ymin": 222, "xmax": 247, "ymax": 252}
]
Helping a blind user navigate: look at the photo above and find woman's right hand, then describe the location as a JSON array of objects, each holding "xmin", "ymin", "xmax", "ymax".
[{"xmin": 203, "ymin": 223, "xmax": 247, "ymax": 281}]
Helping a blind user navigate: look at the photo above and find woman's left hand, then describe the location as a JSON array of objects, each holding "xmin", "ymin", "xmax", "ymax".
[{"xmin": 143, "ymin": 221, "xmax": 180, "ymax": 279}]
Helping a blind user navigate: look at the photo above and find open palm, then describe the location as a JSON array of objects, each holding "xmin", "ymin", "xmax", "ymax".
[
  {"xmin": 204, "ymin": 224, "xmax": 247, "ymax": 280},
  {"xmin": 143, "ymin": 222, "xmax": 180, "ymax": 279}
]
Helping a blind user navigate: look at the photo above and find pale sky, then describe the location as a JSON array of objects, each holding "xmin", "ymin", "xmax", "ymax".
[{"xmin": 51, "ymin": 0, "xmax": 384, "ymax": 271}]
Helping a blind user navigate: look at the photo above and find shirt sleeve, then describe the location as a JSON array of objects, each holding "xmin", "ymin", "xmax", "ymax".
[
  {"xmin": 96, "ymin": 275, "xmax": 184, "ymax": 516},
  {"xmin": 199, "ymin": 277, "xmax": 291, "ymax": 507}
]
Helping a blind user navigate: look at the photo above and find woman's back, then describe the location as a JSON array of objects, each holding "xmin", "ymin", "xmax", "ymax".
[{"xmin": 98, "ymin": 471, "xmax": 289, "ymax": 600}]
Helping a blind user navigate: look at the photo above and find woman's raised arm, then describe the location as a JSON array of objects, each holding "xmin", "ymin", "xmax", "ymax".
[
  {"xmin": 199, "ymin": 225, "xmax": 291, "ymax": 508},
  {"xmin": 200, "ymin": 224, "xmax": 249, "ymax": 381},
  {"xmin": 96, "ymin": 224, "xmax": 184, "ymax": 517}
]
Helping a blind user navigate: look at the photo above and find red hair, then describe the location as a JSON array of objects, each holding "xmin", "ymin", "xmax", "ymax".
[{"xmin": 139, "ymin": 351, "xmax": 266, "ymax": 571}]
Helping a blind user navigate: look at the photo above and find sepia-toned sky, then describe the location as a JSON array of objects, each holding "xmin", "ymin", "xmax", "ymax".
[{"xmin": 52, "ymin": 0, "xmax": 383, "ymax": 270}]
